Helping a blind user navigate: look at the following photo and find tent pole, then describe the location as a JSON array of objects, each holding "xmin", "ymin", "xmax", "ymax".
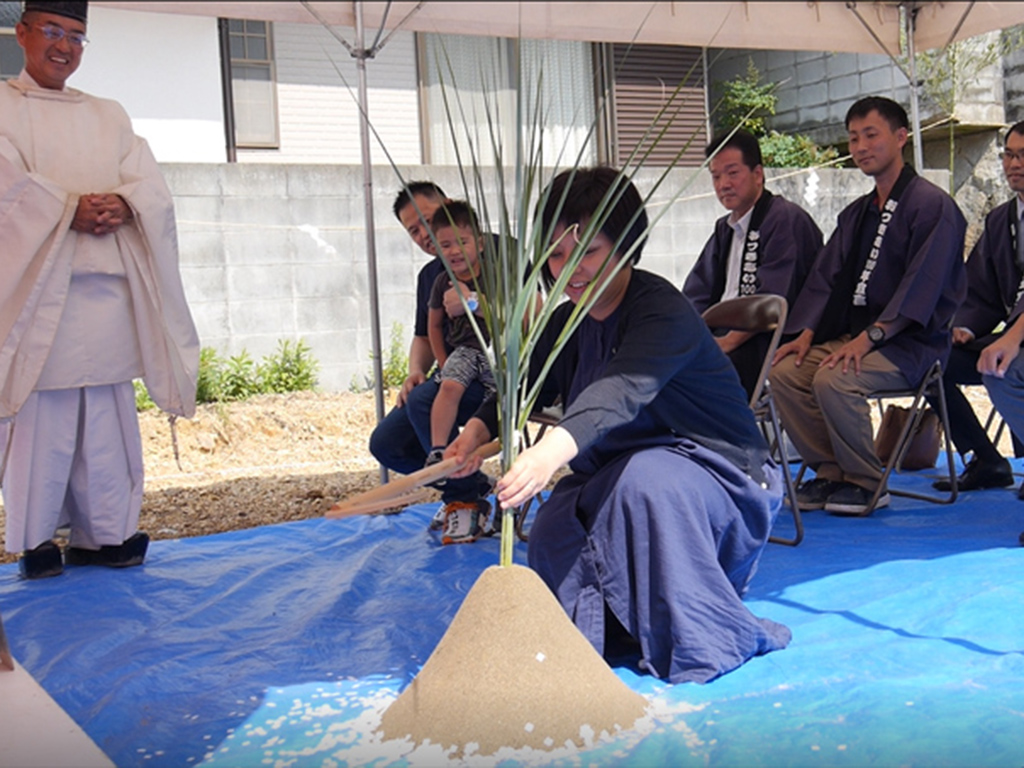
[
  {"xmin": 354, "ymin": 0, "xmax": 389, "ymax": 483},
  {"xmin": 905, "ymin": 4, "xmax": 924, "ymax": 170}
]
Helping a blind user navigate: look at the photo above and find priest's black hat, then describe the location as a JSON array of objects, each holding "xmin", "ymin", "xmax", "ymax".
[{"xmin": 22, "ymin": 2, "xmax": 88, "ymax": 23}]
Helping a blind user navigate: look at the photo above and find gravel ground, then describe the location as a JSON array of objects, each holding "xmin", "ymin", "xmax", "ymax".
[{"xmin": 0, "ymin": 387, "xmax": 1010, "ymax": 565}]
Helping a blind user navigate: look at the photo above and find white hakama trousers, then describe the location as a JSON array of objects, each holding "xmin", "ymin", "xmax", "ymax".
[{"xmin": 0, "ymin": 383, "xmax": 143, "ymax": 553}]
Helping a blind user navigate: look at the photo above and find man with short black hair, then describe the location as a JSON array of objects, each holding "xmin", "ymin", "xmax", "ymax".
[
  {"xmin": 927, "ymin": 121, "xmax": 1024, "ymax": 493},
  {"xmin": 685, "ymin": 129, "xmax": 822, "ymax": 396},
  {"xmin": 1, "ymin": 1, "xmax": 199, "ymax": 578},
  {"xmin": 770, "ymin": 96, "xmax": 966, "ymax": 516},
  {"xmin": 368, "ymin": 183, "xmax": 492, "ymax": 534}
]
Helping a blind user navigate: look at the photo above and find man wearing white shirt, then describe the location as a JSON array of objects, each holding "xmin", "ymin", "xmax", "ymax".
[
  {"xmin": 684, "ymin": 130, "xmax": 822, "ymax": 397},
  {"xmin": 934, "ymin": 121, "xmax": 1024, "ymax": 494}
]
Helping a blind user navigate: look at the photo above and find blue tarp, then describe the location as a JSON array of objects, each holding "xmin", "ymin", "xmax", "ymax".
[{"xmin": 2, "ymin": 465, "xmax": 1024, "ymax": 766}]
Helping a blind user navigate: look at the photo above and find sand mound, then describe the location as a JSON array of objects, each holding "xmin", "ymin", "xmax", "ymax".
[{"xmin": 378, "ymin": 564, "xmax": 648, "ymax": 756}]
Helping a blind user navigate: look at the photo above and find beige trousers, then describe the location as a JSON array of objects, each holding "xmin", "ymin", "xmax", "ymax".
[{"xmin": 769, "ymin": 337, "xmax": 908, "ymax": 491}]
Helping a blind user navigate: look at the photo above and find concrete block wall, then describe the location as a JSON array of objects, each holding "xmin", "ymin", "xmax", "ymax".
[
  {"xmin": 1004, "ymin": 26, "xmax": 1024, "ymax": 124},
  {"xmin": 162, "ymin": 163, "xmax": 947, "ymax": 394},
  {"xmin": 707, "ymin": 48, "xmax": 912, "ymax": 146}
]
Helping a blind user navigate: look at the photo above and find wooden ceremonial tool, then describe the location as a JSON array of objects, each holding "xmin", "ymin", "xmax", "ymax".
[{"xmin": 326, "ymin": 440, "xmax": 501, "ymax": 518}]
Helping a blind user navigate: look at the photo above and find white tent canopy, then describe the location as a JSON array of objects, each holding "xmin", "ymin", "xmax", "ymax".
[{"xmin": 97, "ymin": 2, "xmax": 1024, "ymax": 55}]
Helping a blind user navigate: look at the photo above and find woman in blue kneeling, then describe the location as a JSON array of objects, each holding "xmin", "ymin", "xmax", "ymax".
[{"xmin": 447, "ymin": 167, "xmax": 790, "ymax": 684}]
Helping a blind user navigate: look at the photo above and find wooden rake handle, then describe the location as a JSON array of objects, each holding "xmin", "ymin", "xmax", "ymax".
[{"xmin": 326, "ymin": 440, "xmax": 501, "ymax": 519}]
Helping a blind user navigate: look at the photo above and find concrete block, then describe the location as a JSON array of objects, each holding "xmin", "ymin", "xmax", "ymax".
[
  {"xmin": 221, "ymin": 196, "xmax": 293, "ymax": 228},
  {"xmin": 180, "ymin": 265, "xmax": 227, "ymax": 302},
  {"xmin": 795, "ymin": 50, "xmax": 825, "ymax": 64},
  {"xmin": 229, "ymin": 299, "xmax": 296, "ymax": 336},
  {"xmin": 798, "ymin": 82, "xmax": 828, "ymax": 108},
  {"xmin": 220, "ymin": 164, "xmax": 289, "ymax": 197},
  {"xmin": 162, "ymin": 163, "xmax": 223, "ymax": 197},
  {"xmin": 829, "ymin": 74, "xmax": 860, "ymax": 103},
  {"xmin": 286, "ymin": 164, "xmax": 358, "ymax": 197},
  {"xmin": 825, "ymin": 53, "xmax": 858, "ymax": 79},
  {"xmin": 173, "ymin": 195, "xmax": 222, "ymax": 228},
  {"xmin": 187, "ymin": 300, "xmax": 230, "ymax": 340},
  {"xmin": 799, "ymin": 104, "xmax": 829, "ymax": 126},
  {"xmin": 289, "ymin": 224, "xmax": 347, "ymax": 265},
  {"xmin": 296, "ymin": 296, "xmax": 363, "ymax": 334},
  {"xmin": 766, "ymin": 50, "xmax": 796, "ymax": 72},
  {"xmin": 796, "ymin": 59, "xmax": 827, "ymax": 88},
  {"xmin": 227, "ymin": 264, "xmax": 294, "ymax": 301},
  {"xmin": 292, "ymin": 263, "xmax": 347, "ymax": 300},
  {"xmin": 775, "ymin": 86, "xmax": 799, "ymax": 115},
  {"xmin": 224, "ymin": 228, "xmax": 291, "ymax": 266},
  {"xmin": 177, "ymin": 229, "xmax": 225, "ymax": 267}
]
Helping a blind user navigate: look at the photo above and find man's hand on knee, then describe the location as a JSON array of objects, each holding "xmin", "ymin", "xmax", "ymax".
[{"xmin": 396, "ymin": 371, "xmax": 427, "ymax": 407}]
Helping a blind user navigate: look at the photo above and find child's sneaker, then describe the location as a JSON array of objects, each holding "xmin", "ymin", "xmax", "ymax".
[{"xmin": 440, "ymin": 500, "xmax": 490, "ymax": 545}]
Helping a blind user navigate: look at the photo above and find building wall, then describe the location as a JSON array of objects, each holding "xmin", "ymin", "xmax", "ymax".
[
  {"xmin": 237, "ymin": 24, "xmax": 421, "ymax": 165},
  {"xmin": 163, "ymin": 163, "xmax": 947, "ymax": 393},
  {"xmin": 71, "ymin": 6, "xmax": 225, "ymax": 162},
  {"xmin": 707, "ymin": 48, "xmax": 912, "ymax": 147}
]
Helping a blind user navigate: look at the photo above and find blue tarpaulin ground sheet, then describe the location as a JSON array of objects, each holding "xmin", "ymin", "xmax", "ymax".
[{"xmin": 2, "ymin": 463, "xmax": 1024, "ymax": 766}]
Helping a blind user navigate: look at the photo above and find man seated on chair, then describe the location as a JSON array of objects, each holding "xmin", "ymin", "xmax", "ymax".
[
  {"xmin": 928, "ymin": 121, "xmax": 1024, "ymax": 493},
  {"xmin": 769, "ymin": 96, "xmax": 966, "ymax": 516},
  {"xmin": 684, "ymin": 129, "xmax": 823, "ymax": 398}
]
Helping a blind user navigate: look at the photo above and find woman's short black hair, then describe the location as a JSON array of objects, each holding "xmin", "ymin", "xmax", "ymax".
[{"xmin": 537, "ymin": 167, "xmax": 648, "ymax": 287}]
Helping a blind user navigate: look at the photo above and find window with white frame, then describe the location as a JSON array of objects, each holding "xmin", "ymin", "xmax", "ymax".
[
  {"xmin": 419, "ymin": 33, "xmax": 597, "ymax": 167},
  {"xmin": 227, "ymin": 18, "xmax": 279, "ymax": 148},
  {"xmin": 0, "ymin": 1, "xmax": 23, "ymax": 81}
]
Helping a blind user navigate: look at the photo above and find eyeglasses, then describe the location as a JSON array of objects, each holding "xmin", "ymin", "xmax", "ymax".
[
  {"xmin": 1001, "ymin": 149, "xmax": 1024, "ymax": 164},
  {"xmin": 30, "ymin": 23, "xmax": 89, "ymax": 48}
]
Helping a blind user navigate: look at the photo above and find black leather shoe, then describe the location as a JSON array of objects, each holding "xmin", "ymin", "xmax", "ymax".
[
  {"xmin": 65, "ymin": 532, "xmax": 149, "ymax": 568},
  {"xmin": 932, "ymin": 457, "xmax": 1013, "ymax": 492},
  {"xmin": 1017, "ymin": 481, "xmax": 1024, "ymax": 502},
  {"xmin": 18, "ymin": 541, "xmax": 63, "ymax": 580}
]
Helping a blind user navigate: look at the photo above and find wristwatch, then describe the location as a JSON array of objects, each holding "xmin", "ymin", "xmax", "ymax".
[{"xmin": 866, "ymin": 324, "xmax": 886, "ymax": 346}]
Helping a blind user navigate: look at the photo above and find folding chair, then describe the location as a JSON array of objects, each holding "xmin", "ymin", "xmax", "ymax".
[
  {"xmin": 702, "ymin": 294, "xmax": 804, "ymax": 545},
  {"xmin": 847, "ymin": 359, "xmax": 958, "ymax": 517}
]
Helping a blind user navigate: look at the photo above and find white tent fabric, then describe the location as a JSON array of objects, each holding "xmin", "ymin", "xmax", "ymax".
[{"xmin": 96, "ymin": 2, "xmax": 1024, "ymax": 55}]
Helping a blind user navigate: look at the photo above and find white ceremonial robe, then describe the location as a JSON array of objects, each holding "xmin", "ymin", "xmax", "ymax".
[{"xmin": 0, "ymin": 71, "xmax": 199, "ymax": 553}]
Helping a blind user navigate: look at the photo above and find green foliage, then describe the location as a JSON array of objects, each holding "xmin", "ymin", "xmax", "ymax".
[
  {"xmin": 193, "ymin": 341, "xmax": 319, "ymax": 405},
  {"xmin": 133, "ymin": 379, "xmax": 156, "ymax": 412},
  {"xmin": 259, "ymin": 339, "xmax": 320, "ymax": 394},
  {"xmin": 351, "ymin": 322, "xmax": 409, "ymax": 392},
  {"xmin": 196, "ymin": 346, "xmax": 224, "ymax": 404},
  {"xmin": 218, "ymin": 350, "xmax": 261, "ymax": 401},
  {"xmin": 760, "ymin": 131, "xmax": 839, "ymax": 168},
  {"xmin": 716, "ymin": 59, "xmax": 777, "ymax": 137},
  {"xmin": 715, "ymin": 58, "xmax": 839, "ymax": 169}
]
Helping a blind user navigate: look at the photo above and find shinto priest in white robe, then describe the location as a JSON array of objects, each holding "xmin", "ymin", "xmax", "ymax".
[{"xmin": 0, "ymin": 71, "xmax": 199, "ymax": 553}]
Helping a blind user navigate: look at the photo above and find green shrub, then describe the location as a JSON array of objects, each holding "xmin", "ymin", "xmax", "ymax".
[
  {"xmin": 193, "ymin": 340, "xmax": 320, "ymax": 404},
  {"xmin": 133, "ymin": 379, "xmax": 156, "ymax": 412},
  {"xmin": 196, "ymin": 346, "xmax": 225, "ymax": 404},
  {"xmin": 352, "ymin": 322, "xmax": 408, "ymax": 392},
  {"xmin": 219, "ymin": 350, "xmax": 263, "ymax": 401},
  {"xmin": 259, "ymin": 339, "xmax": 319, "ymax": 394},
  {"xmin": 714, "ymin": 59, "xmax": 839, "ymax": 169}
]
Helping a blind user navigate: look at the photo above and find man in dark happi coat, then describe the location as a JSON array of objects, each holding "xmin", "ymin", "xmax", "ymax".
[
  {"xmin": 928, "ymin": 121, "xmax": 1024, "ymax": 493},
  {"xmin": 684, "ymin": 130, "xmax": 822, "ymax": 397},
  {"xmin": 770, "ymin": 96, "xmax": 966, "ymax": 516}
]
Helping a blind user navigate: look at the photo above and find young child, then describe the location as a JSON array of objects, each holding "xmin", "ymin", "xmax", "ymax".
[{"xmin": 426, "ymin": 201, "xmax": 496, "ymax": 543}]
